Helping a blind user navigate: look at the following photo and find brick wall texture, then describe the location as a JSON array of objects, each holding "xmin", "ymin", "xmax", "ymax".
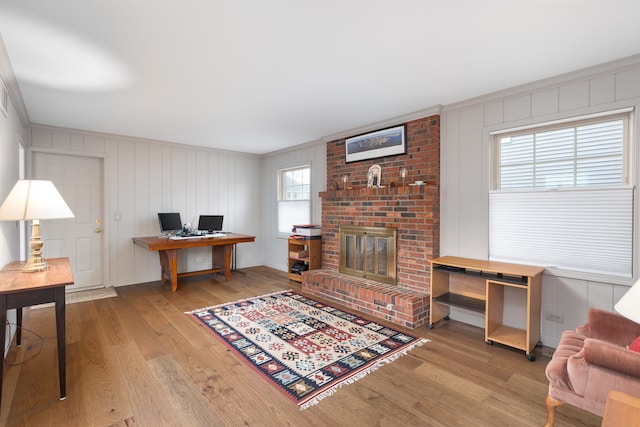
[{"xmin": 303, "ymin": 114, "xmax": 440, "ymax": 328}]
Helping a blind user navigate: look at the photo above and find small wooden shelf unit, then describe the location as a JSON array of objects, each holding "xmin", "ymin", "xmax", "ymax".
[
  {"xmin": 288, "ymin": 237, "xmax": 321, "ymax": 282},
  {"xmin": 429, "ymin": 256, "xmax": 544, "ymax": 361}
]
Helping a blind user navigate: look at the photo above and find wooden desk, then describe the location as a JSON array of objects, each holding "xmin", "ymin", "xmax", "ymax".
[
  {"xmin": 429, "ymin": 256, "xmax": 544, "ymax": 361},
  {"xmin": 0, "ymin": 257, "xmax": 74, "ymax": 410},
  {"xmin": 133, "ymin": 233, "xmax": 256, "ymax": 291}
]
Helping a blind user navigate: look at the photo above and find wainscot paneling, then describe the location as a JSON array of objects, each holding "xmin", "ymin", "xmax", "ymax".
[
  {"xmin": 0, "ymin": 63, "xmax": 27, "ymax": 356},
  {"xmin": 27, "ymin": 126, "xmax": 262, "ymax": 287},
  {"xmin": 261, "ymin": 141, "xmax": 326, "ymax": 272},
  {"xmin": 441, "ymin": 54, "xmax": 640, "ymax": 347}
]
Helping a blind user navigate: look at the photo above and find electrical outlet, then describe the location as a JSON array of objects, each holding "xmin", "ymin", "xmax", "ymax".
[
  {"xmin": 386, "ymin": 303, "xmax": 393, "ymax": 310},
  {"xmin": 545, "ymin": 311, "xmax": 564, "ymax": 323},
  {"xmin": 196, "ymin": 257, "xmax": 203, "ymax": 263}
]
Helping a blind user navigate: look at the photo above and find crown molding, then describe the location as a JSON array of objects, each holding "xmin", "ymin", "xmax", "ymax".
[{"xmin": 443, "ymin": 53, "xmax": 640, "ymax": 114}]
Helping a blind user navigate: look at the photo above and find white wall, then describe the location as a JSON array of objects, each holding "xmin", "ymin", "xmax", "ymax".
[
  {"xmin": 0, "ymin": 42, "xmax": 26, "ymax": 355},
  {"xmin": 25, "ymin": 126, "xmax": 328, "ymax": 287},
  {"xmin": 261, "ymin": 141, "xmax": 326, "ymax": 272},
  {"xmin": 441, "ymin": 54, "xmax": 640, "ymax": 347},
  {"xmin": 27, "ymin": 127, "xmax": 263, "ymax": 287},
  {"xmin": 0, "ymin": 92, "xmax": 21, "ymax": 266}
]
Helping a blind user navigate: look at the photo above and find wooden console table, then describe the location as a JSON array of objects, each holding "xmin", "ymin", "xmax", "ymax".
[
  {"xmin": 0, "ymin": 257, "xmax": 74, "ymax": 411},
  {"xmin": 429, "ymin": 256, "xmax": 544, "ymax": 361},
  {"xmin": 133, "ymin": 233, "xmax": 255, "ymax": 291}
]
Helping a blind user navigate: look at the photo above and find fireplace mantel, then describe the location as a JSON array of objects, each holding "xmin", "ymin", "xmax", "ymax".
[{"xmin": 319, "ymin": 184, "xmax": 437, "ymax": 200}]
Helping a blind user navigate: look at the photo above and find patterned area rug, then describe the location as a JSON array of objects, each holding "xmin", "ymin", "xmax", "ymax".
[{"xmin": 186, "ymin": 290, "xmax": 428, "ymax": 409}]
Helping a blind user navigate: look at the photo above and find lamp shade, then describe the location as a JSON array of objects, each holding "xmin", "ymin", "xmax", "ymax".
[
  {"xmin": 0, "ymin": 180, "xmax": 75, "ymax": 220},
  {"xmin": 615, "ymin": 280, "xmax": 640, "ymax": 324}
]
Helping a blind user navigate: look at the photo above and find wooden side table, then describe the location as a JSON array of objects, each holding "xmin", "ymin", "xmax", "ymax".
[
  {"xmin": 602, "ymin": 390, "xmax": 640, "ymax": 427},
  {"xmin": 0, "ymin": 257, "xmax": 74, "ymax": 411}
]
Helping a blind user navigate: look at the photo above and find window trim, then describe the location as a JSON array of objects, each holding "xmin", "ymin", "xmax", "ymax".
[
  {"xmin": 492, "ymin": 111, "xmax": 631, "ymax": 190},
  {"xmin": 277, "ymin": 164, "xmax": 311, "ymax": 236},
  {"xmin": 489, "ymin": 108, "xmax": 635, "ymax": 278},
  {"xmin": 278, "ymin": 165, "xmax": 311, "ymax": 201}
]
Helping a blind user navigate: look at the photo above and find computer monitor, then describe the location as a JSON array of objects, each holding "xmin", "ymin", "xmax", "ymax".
[
  {"xmin": 198, "ymin": 215, "xmax": 223, "ymax": 232},
  {"xmin": 158, "ymin": 212, "xmax": 182, "ymax": 233}
]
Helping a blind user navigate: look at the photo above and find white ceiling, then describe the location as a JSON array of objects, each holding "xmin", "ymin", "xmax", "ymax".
[{"xmin": 1, "ymin": 1, "xmax": 640, "ymax": 155}]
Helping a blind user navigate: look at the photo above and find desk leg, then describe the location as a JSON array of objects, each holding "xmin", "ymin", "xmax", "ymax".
[
  {"xmin": 54, "ymin": 287, "xmax": 66, "ymax": 399},
  {"xmin": 159, "ymin": 249, "xmax": 179, "ymax": 291},
  {"xmin": 0, "ymin": 295, "xmax": 5, "ymax": 409},
  {"xmin": 224, "ymin": 244, "xmax": 232, "ymax": 281},
  {"xmin": 16, "ymin": 307, "xmax": 22, "ymax": 346}
]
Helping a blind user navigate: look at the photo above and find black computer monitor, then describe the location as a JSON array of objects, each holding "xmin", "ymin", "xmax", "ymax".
[
  {"xmin": 158, "ymin": 213, "xmax": 182, "ymax": 232},
  {"xmin": 198, "ymin": 215, "xmax": 223, "ymax": 232}
]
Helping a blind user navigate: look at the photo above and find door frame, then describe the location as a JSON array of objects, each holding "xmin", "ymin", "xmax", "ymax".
[{"xmin": 27, "ymin": 147, "xmax": 108, "ymax": 288}]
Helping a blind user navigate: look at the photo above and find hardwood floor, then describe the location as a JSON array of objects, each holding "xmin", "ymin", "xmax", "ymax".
[{"xmin": 1, "ymin": 266, "xmax": 601, "ymax": 426}]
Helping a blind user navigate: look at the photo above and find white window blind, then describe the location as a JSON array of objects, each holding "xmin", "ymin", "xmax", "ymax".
[
  {"xmin": 277, "ymin": 165, "xmax": 311, "ymax": 234},
  {"xmin": 489, "ymin": 186, "xmax": 633, "ymax": 277},
  {"xmin": 278, "ymin": 200, "xmax": 310, "ymax": 234}
]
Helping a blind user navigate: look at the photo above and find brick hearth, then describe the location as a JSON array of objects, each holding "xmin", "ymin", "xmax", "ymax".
[
  {"xmin": 303, "ymin": 270, "xmax": 429, "ymax": 328},
  {"xmin": 301, "ymin": 114, "xmax": 440, "ymax": 329}
]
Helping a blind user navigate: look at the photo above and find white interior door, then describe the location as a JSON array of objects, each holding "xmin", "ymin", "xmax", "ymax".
[{"xmin": 33, "ymin": 152, "xmax": 104, "ymax": 291}]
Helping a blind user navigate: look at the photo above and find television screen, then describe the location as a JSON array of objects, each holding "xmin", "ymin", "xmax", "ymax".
[
  {"xmin": 198, "ymin": 215, "xmax": 223, "ymax": 232},
  {"xmin": 158, "ymin": 213, "xmax": 182, "ymax": 232}
]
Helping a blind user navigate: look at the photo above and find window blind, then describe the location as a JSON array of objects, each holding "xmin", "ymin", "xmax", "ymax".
[
  {"xmin": 277, "ymin": 200, "xmax": 310, "ymax": 234},
  {"xmin": 499, "ymin": 119, "xmax": 624, "ymax": 190},
  {"xmin": 489, "ymin": 186, "xmax": 633, "ymax": 277}
]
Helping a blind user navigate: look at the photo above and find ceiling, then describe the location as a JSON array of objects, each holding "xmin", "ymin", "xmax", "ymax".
[{"xmin": 1, "ymin": 1, "xmax": 640, "ymax": 155}]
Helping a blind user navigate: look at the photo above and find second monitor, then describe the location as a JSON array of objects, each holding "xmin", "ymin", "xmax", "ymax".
[{"xmin": 198, "ymin": 215, "xmax": 224, "ymax": 233}]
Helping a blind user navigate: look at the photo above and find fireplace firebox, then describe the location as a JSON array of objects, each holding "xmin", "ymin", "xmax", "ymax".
[{"xmin": 339, "ymin": 225, "xmax": 397, "ymax": 285}]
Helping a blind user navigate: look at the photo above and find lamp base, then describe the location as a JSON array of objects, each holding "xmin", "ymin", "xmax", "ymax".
[
  {"xmin": 23, "ymin": 219, "xmax": 50, "ymax": 273},
  {"xmin": 23, "ymin": 256, "xmax": 50, "ymax": 273}
]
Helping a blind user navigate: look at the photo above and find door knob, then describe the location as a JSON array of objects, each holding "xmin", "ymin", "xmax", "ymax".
[{"xmin": 95, "ymin": 228, "xmax": 102, "ymax": 233}]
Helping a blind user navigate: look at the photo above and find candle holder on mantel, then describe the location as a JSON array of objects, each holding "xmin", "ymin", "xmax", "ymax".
[
  {"xmin": 400, "ymin": 167, "xmax": 407, "ymax": 186},
  {"xmin": 341, "ymin": 174, "xmax": 349, "ymax": 190}
]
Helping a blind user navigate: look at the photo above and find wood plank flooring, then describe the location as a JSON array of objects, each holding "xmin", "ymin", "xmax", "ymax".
[{"xmin": 1, "ymin": 266, "xmax": 601, "ymax": 426}]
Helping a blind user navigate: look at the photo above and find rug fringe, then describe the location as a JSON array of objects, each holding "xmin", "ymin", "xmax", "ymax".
[
  {"xmin": 184, "ymin": 289, "xmax": 293, "ymax": 314},
  {"xmin": 299, "ymin": 337, "xmax": 429, "ymax": 410}
]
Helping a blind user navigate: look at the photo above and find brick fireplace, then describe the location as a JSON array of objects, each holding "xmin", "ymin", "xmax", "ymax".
[{"xmin": 302, "ymin": 114, "xmax": 440, "ymax": 328}]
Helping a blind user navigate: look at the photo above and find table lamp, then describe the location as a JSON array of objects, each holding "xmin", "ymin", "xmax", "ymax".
[
  {"xmin": 0, "ymin": 180, "xmax": 75, "ymax": 272},
  {"xmin": 615, "ymin": 280, "xmax": 640, "ymax": 324}
]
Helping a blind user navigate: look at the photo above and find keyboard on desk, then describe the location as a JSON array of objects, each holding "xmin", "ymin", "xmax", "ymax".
[
  {"xmin": 168, "ymin": 234, "xmax": 209, "ymax": 240},
  {"xmin": 168, "ymin": 232, "xmax": 226, "ymax": 240}
]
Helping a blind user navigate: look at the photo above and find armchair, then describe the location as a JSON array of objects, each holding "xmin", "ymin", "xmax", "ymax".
[{"xmin": 544, "ymin": 307, "xmax": 640, "ymax": 427}]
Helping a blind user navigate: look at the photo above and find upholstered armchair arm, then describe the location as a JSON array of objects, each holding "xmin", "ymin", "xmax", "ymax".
[
  {"xmin": 577, "ymin": 308, "xmax": 640, "ymax": 346},
  {"xmin": 582, "ymin": 338, "xmax": 640, "ymax": 379}
]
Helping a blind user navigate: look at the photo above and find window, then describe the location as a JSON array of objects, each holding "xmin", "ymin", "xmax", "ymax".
[
  {"xmin": 497, "ymin": 115, "xmax": 626, "ymax": 189},
  {"xmin": 277, "ymin": 165, "xmax": 310, "ymax": 234},
  {"xmin": 490, "ymin": 111, "xmax": 633, "ymax": 277}
]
